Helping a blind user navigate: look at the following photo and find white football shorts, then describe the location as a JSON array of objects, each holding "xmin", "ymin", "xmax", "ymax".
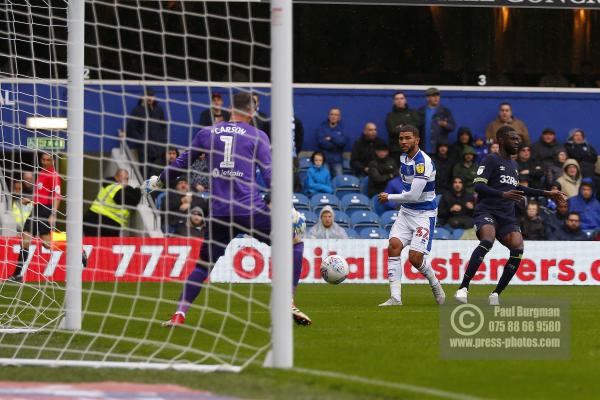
[{"xmin": 389, "ymin": 208, "xmax": 437, "ymax": 255}]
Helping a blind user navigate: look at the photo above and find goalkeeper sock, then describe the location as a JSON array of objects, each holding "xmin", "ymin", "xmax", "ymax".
[
  {"xmin": 417, "ymin": 257, "xmax": 438, "ymax": 286},
  {"xmin": 460, "ymin": 240, "xmax": 493, "ymax": 289},
  {"xmin": 12, "ymin": 247, "xmax": 29, "ymax": 277},
  {"xmin": 292, "ymin": 242, "xmax": 304, "ymax": 296},
  {"xmin": 177, "ymin": 267, "xmax": 210, "ymax": 314},
  {"xmin": 493, "ymin": 249, "xmax": 523, "ymax": 295},
  {"xmin": 388, "ymin": 256, "xmax": 402, "ymax": 300}
]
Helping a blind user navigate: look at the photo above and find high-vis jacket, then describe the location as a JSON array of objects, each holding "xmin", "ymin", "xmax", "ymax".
[{"xmin": 89, "ymin": 184, "xmax": 130, "ymax": 226}]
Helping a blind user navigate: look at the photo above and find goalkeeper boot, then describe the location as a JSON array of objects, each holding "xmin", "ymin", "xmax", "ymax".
[
  {"xmin": 454, "ymin": 287, "xmax": 468, "ymax": 304},
  {"xmin": 378, "ymin": 297, "xmax": 402, "ymax": 306},
  {"xmin": 162, "ymin": 312, "xmax": 185, "ymax": 327},
  {"xmin": 292, "ymin": 305, "xmax": 312, "ymax": 326},
  {"xmin": 431, "ymin": 281, "xmax": 446, "ymax": 305}
]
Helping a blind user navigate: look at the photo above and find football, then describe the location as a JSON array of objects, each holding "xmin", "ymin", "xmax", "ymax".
[{"xmin": 320, "ymin": 255, "xmax": 349, "ymax": 284}]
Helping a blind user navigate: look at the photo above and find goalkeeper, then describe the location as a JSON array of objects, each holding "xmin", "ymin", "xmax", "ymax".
[{"xmin": 145, "ymin": 92, "xmax": 310, "ymax": 326}]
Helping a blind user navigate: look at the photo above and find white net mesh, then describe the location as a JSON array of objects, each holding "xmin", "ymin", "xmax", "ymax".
[{"xmin": 0, "ymin": 0, "xmax": 278, "ymax": 370}]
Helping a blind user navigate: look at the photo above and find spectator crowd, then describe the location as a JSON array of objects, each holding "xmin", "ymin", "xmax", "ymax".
[
  {"xmin": 15, "ymin": 87, "xmax": 594, "ymax": 241},
  {"xmin": 115, "ymin": 86, "xmax": 600, "ymax": 240},
  {"xmin": 292, "ymin": 88, "xmax": 600, "ymax": 241}
]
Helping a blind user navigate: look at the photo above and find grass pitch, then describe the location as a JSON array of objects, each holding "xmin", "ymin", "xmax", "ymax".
[{"xmin": 1, "ymin": 283, "xmax": 599, "ymax": 399}]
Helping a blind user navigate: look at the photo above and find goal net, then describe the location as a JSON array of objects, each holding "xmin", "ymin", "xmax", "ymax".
[{"xmin": 0, "ymin": 0, "xmax": 292, "ymax": 371}]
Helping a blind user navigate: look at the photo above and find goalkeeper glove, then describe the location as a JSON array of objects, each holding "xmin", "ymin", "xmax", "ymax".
[{"xmin": 142, "ymin": 175, "xmax": 164, "ymax": 194}]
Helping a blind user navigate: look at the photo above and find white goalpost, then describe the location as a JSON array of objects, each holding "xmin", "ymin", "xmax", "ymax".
[{"xmin": 0, "ymin": 0, "xmax": 293, "ymax": 371}]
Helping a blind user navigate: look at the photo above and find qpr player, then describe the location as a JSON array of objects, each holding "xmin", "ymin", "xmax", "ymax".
[
  {"xmin": 454, "ymin": 126, "xmax": 567, "ymax": 305},
  {"xmin": 378, "ymin": 125, "xmax": 445, "ymax": 306}
]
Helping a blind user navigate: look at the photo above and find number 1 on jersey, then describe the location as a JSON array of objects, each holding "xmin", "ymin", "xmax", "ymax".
[{"xmin": 220, "ymin": 135, "xmax": 235, "ymax": 168}]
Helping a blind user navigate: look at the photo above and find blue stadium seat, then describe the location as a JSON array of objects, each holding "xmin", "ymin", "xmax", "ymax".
[
  {"xmin": 298, "ymin": 156, "xmax": 312, "ymax": 172},
  {"xmin": 351, "ymin": 210, "xmax": 380, "ymax": 229},
  {"xmin": 380, "ymin": 210, "xmax": 399, "ymax": 230},
  {"xmin": 371, "ymin": 195, "xmax": 388, "ymax": 216},
  {"xmin": 197, "ymin": 191, "xmax": 210, "ymax": 201},
  {"xmin": 340, "ymin": 193, "xmax": 371, "ymax": 214},
  {"xmin": 334, "ymin": 211, "xmax": 351, "ymax": 228},
  {"xmin": 333, "ymin": 174, "xmax": 360, "ymax": 195},
  {"xmin": 359, "ymin": 176, "xmax": 369, "ymax": 196},
  {"xmin": 310, "ymin": 193, "xmax": 341, "ymax": 212},
  {"xmin": 358, "ymin": 227, "xmax": 388, "ymax": 239},
  {"xmin": 292, "ymin": 192, "xmax": 310, "ymax": 211},
  {"xmin": 342, "ymin": 158, "xmax": 353, "ymax": 175},
  {"xmin": 345, "ymin": 228, "xmax": 359, "ymax": 238},
  {"xmin": 298, "ymin": 171, "xmax": 307, "ymax": 190},
  {"xmin": 300, "ymin": 210, "xmax": 318, "ymax": 228},
  {"xmin": 433, "ymin": 227, "xmax": 451, "ymax": 240},
  {"xmin": 450, "ymin": 228, "xmax": 465, "ymax": 240},
  {"xmin": 583, "ymin": 229, "xmax": 595, "ymax": 240}
]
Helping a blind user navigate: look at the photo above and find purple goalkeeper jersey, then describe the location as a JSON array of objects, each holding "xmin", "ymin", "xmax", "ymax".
[{"xmin": 160, "ymin": 121, "xmax": 271, "ymax": 217}]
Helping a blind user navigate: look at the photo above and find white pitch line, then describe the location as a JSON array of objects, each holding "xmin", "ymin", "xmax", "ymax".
[{"xmin": 293, "ymin": 367, "xmax": 488, "ymax": 400}]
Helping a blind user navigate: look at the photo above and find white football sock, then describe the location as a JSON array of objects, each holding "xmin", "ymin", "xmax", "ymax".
[
  {"xmin": 388, "ymin": 256, "xmax": 402, "ymax": 300},
  {"xmin": 418, "ymin": 257, "xmax": 439, "ymax": 286}
]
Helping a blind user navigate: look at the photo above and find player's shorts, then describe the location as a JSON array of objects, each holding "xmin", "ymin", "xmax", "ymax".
[
  {"xmin": 22, "ymin": 203, "xmax": 53, "ymax": 236},
  {"xmin": 473, "ymin": 209, "xmax": 520, "ymax": 240},
  {"xmin": 389, "ymin": 209, "xmax": 436, "ymax": 255},
  {"xmin": 199, "ymin": 210, "xmax": 271, "ymax": 268}
]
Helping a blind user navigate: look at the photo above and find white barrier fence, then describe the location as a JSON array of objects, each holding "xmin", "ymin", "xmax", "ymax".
[{"xmin": 212, "ymin": 239, "xmax": 600, "ymax": 285}]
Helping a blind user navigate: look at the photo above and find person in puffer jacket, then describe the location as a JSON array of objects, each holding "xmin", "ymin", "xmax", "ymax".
[
  {"xmin": 556, "ymin": 158, "xmax": 582, "ymax": 198},
  {"xmin": 568, "ymin": 178, "xmax": 600, "ymax": 231},
  {"xmin": 304, "ymin": 151, "xmax": 334, "ymax": 196}
]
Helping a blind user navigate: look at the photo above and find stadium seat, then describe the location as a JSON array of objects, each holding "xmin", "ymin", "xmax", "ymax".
[
  {"xmin": 292, "ymin": 192, "xmax": 311, "ymax": 211},
  {"xmin": 340, "ymin": 193, "xmax": 371, "ymax": 214},
  {"xmin": 298, "ymin": 156, "xmax": 312, "ymax": 172},
  {"xmin": 450, "ymin": 228, "xmax": 465, "ymax": 240},
  {"xmin": 298, "ymin": 171, "xmax": 307, "ymax": 190},
  {"xmin": 380, "ymin": 210, "xmax": 399, "ymax": 230},
  {"xmin": 358, "ymin": 227, "xmax": 388, "ymax": 239},
  {"xmin": 334, "ymin": 211, "xmax": 351, "ymax": 228},
  {"xmin": 300, "ymin": 210, "xmax": 318, "ymax": 228},
  {"xmin": 310, "ymin": 193, "xmax": 341, "ymax": 212},
  {"xmin": 342, "ymin": 158, "xmax": 353, "ymax": 175},
  {"xmin": 333, "ymin": 174, "xmax": 360, "ymax": 195},
  {"xmin": 359, "ymin": 176, "xmax": 369, "ymax": 196},
  {"xmin": 433, "ymin": 227, "xmax": 451, "ymax": 240},
  {"xmin": 197, "ymin": 191, "xmax": 210, "ymax": 201},
  {"xmin": 345, "ymin": 228, "xmax": 359, "ymax": 238},
  {"xmin": 351, "ymin": 210, "xmax": 380, "ymax": 229},
  {"xmin": 371, "ymin": 194, "xmax": 388, "ymax": 216},
  {"xmin": 583, "ymin": 229, "xmax": 595, "ymax": 240}
]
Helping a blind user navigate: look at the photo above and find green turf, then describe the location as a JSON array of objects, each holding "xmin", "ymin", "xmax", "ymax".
[{"xmin": 1, "ymin": 283, "xmax": 599, "ymax": 399}]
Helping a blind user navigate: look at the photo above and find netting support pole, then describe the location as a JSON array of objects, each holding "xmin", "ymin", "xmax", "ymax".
[
  {"xmin": 64, "ymin": 0, "xmax": 85, "ymax": 330},
  {"xmin": 270, "ymin": 0, "xmax": 293, "ymax": 368}
]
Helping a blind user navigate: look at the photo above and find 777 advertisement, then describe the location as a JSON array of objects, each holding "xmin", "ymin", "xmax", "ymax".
[
  {"xmin": 0, "ymin": 237, "xmax": 202, "ymax": 282},
  {"xmin": 1, "ymin": 237, "xmax": 599, "ymax": 285}
]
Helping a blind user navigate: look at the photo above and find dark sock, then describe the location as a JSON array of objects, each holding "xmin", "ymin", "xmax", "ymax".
[
  {"xmin": 292, "ymin": 242, "xmax": 304, "ymax": 295},
  {"xmin": 494, "ymin": 249, "xmax": 523, "ymax": 295},
  {"xmin": 12, "ymin": 247, "xmax": 28, "ymax": 277},
  {"xmin": 178, "ymin": 267, "xmax": 210, "ymax": 312},
  {"xmin": 459, "ymin": 240, "xmax": 493, "ymax": 289}
]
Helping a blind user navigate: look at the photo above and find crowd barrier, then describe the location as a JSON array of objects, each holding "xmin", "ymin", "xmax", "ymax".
[{"xmin": 1, "ymin": 237, "xmax": 599, "ymax": 285}]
